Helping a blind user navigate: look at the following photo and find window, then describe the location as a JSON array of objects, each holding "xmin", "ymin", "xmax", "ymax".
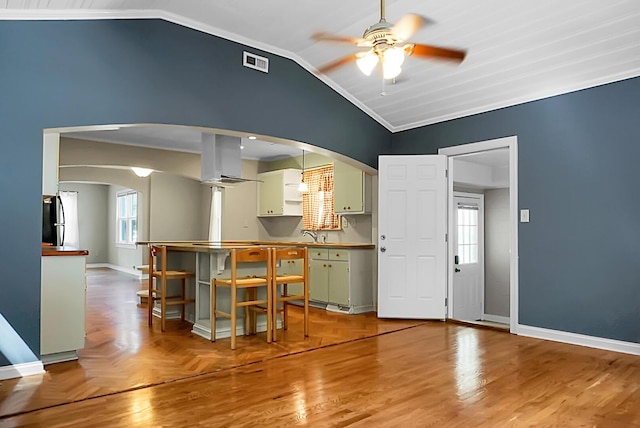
[
  {"xmin": 457, "ymin": 205, "xmax": 478, "ymax": 264},
  {"xmin": 116, "ymin": 190, "xmax": 138, "ymax": 245},
  {"xmin": 302, "ymin": 165, "xmax": 341, "ymax": 230}
]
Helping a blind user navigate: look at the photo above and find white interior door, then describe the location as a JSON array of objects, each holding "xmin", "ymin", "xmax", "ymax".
[
  {"xmin": 378, "ymin": 155, "xmax": 447, "ymax": 319},
  {"xmin": 452, "ymin": 194, "xmax": 484, "ymax": 321}
]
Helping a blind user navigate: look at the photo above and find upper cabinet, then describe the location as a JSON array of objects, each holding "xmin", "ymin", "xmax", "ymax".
[
  {"xmin": 257, "ymin": 168, "xmax": 302, "ymax": 216},
  {"xmin": 333, "ymin": 162, "xmax": 371, "ymax": 214},
  {"xmin": 42, "ymin": 132, "xmax": 60, "ymax": 196}
]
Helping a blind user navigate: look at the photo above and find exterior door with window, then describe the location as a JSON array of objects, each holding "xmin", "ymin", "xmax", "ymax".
[
  {"xmin": 377, "ymin": 155, "xmax": 447, "ymax": 319},
  {"xmin": 452, "ymin": 194, "xmax": 484, "ymax": 321}
]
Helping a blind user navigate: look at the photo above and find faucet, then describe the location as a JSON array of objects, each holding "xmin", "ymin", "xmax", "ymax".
[{"xmin": 302, "ymin": 230, "xmax": 318, "ymax": 243}]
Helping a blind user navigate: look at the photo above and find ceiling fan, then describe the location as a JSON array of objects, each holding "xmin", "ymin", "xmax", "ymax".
[{"xmin": 313, "ymin": 0, "xmax": 466, "ymax": 80}]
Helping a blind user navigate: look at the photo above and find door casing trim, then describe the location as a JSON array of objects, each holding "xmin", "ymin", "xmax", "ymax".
[{"xmin": 439, "ymin": 135, "xmax": 518, "ymax": 334}]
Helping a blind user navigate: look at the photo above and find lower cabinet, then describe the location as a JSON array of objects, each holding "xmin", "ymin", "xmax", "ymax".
[
  {"xmin": 308, "ymin": 248, "xmax": 374, "ymax": 313},
  {"xmin": 41, "ymin": 255, "xmax": 87, "ymax": 363}
]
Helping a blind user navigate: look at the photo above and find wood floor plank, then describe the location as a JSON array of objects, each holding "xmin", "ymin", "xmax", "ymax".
[
  {"xmin": 1, "ymin": 268, "xmax": 639, "ymax": 426},
  {"xmin": 0, "ymin": 268, "xmax": 422, "ymax": 420}
]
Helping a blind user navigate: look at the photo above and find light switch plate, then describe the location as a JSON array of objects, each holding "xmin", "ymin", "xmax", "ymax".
[{"xmin": 520, "ymin": 209, "xmax": 530, "ymax": 223}]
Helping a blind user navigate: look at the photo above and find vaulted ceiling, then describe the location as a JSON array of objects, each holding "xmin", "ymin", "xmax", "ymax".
[{"xmin": 3, "ymin": 1, "xmax": 640, "ymax": 132}]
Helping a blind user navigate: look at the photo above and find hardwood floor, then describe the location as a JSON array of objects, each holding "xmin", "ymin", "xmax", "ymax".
[{"xmin": 1, "ymin": 268, "xmax": 640, "ymax": 427}]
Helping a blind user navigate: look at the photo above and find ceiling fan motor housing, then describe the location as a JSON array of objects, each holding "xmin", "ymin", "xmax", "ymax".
[{"xmin": 363, "ymin": 21, "xmax": 398, "ymax": 47}]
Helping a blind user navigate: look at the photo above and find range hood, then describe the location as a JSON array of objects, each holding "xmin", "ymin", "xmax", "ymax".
[{"xmin": 201, "ymin": 134, "xmax": 253, "ymax": 184}]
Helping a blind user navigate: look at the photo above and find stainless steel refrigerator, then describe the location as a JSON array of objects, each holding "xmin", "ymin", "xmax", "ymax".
[{"xmin": 42, "ymin": 195, "xmax": 65, "ymax": 246}]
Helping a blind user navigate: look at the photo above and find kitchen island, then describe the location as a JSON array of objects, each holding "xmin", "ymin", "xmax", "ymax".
[{"xmin": 138, "ymin": 241, "xmax": 375, "ymax": 340}]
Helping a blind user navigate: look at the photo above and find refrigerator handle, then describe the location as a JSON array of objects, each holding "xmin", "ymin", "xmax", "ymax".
[{"xmin": 57, "ymin": 195, "xmax": 66, "ymax": 246}]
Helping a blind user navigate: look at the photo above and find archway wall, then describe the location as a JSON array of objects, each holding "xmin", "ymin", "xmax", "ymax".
[{"xmin": 0, "ymin": 18, "xmax": 391, "ymax": 366}]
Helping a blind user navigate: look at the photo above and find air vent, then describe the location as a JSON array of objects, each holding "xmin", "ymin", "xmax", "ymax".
[{"xmin": 243, "ymin": 51, "xmax": 269, "ymax": 73}]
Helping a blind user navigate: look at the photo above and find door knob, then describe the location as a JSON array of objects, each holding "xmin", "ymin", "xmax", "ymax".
[
  {"xmin": 455, "ymin": 268, "xmax": 461, "ymax": 273},
  {"xmin": 380, "ymin": 247, "xmax": 386, "ymax": 253}
]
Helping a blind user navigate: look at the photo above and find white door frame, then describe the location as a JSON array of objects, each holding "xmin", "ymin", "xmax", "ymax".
[
  {"xmin": 452, "ymin": 192, "xmax": 485, "ymax": 321},
  {"xmin": 439, "ymin": 136, "xmax": 518, "ymax": 334}
]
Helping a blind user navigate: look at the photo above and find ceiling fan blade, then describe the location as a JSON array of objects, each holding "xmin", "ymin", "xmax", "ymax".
[
  {"xmin": 391, "ymin": 14, "xmax": 425, "ymax": 41},
  {"xmin": 407, "ymin": 43, "xmax": 466, "ymax": 62},
  {"xmin": 315, "ymin": 53, "xmax": 360, "ymax": 75},
  {"xmin": 312, "ymin": 32, "xmax": 370, "ymax": 46}
]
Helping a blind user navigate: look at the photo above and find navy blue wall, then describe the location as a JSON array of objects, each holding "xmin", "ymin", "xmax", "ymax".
[
  {"xmin": 3, "ymin": 17, "xmax": 639, "ymax": 370},
  {"xmin": 0, "ymin": 19, "xmax": 390, "ymax": 367},
  {"xmin": 391, "ymin": 78, "xmax": 640, "ymax": 343}
]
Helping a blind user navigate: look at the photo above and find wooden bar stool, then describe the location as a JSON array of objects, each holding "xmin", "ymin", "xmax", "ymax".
[
  {"xmin": 271, "ymin": 246, "xmax": 309, "ymax": 341},
  {"xmin": 211, "ymin": 247, "xmax": 273, "ymax": 350},
  {"xmin": 148, "ymin": 245, "xmax": 195, "ymax": 332}
]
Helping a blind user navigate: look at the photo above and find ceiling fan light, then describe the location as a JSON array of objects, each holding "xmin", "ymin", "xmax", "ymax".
[
  {"xmin": 356, "ymin": 52, "xmax": 379, "ymax": 76},
  {"xmin": 384, "ymin": 47, "xmax": 405, "ymax": 67},
  {"xmin": 383, "ymin": 63, "xmax": 402, "ymax": 80}
]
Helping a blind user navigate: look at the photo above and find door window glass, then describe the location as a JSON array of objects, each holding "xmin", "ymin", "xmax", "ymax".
[{"xmin": 457, "ymin": 206, "xmax": 478, "ymax": 264}]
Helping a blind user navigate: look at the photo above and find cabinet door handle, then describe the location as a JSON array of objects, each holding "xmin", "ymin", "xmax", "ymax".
[{"xmin": 328, "ymin": 264, "xmax": 332, "ymax": 268}]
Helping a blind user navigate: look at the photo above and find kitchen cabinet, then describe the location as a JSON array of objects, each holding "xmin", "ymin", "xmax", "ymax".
[
  {"xmin": 257, "ymin": 169, "xmax": 302, "ymax": 216},
  {"xmin": 41, "ymin": 253, "xmax": 87, "ymax": 364},
  {"xmin": 333, "ymin": 161, "xmax": 371, "ymax": 214},
  {"xmin": 42, "ymin": 132, "xmax": 60, "ymax": 197},
  {"xmin": 308, "ymin": 248, "xmax": 374, "ymax": 313}
]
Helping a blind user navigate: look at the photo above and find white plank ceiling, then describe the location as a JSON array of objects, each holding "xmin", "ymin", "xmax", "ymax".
[{"xmin": 3, "ymin": 0, "xmax": 640, "ymax": 134}]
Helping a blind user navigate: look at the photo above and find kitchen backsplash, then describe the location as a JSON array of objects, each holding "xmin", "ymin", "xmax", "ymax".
[{"xmin": 257, "ymin": 215, "xmax": 373, "ymax": 244}]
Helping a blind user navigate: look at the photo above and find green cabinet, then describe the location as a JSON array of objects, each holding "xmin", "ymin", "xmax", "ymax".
[
  {"xmin": 257, "ymin": 169, "xmax": 302, "ymax": 216},
  {"xmin": 308, "ymin": 249, "xmax": 352, "ymax": 307},
  {"xmin": 327, "ymin": 260, "xmax": 350, "ymax": 306},
  {"xmin": 309, "ymin": 258, "xmax": 329, "ymax": 302},
  {"xmin": 333, "ymin": 162, "xmax": 371, "ymax": 214}
]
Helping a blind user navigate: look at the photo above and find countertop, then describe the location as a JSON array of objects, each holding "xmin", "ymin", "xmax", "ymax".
[
  {"xmin": 136, "ymin": 240, "xmax": 375, "ymax": 250},
  {"xmin": 42, "ymin": 246, "xmax": 89, "ymax": 257}
]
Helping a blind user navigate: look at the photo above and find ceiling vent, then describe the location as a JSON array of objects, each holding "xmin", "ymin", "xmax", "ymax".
[{"xmin": 243, "ymin": 51, "xmax": 269, "ymax": 73}]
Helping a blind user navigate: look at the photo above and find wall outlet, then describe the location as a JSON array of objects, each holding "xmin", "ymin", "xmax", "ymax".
[{"xmin": 520, "ymin": 209, "xmax": 530, "ymax": 223}]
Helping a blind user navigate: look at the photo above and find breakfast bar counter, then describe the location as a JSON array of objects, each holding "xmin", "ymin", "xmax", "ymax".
[{"xmin": 138, "ymin": 241, "xmax": 376, "ymax": 340}]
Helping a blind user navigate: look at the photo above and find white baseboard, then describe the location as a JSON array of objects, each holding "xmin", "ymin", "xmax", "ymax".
[
  {"xmin": 483, "ymin": 314, "xmax": 510, "ymax": 324},
  {"xmin": 351, "ymin": 304, "xmax": 376, "ymax": 314},
  {"xmin": 87, "ymin": 263, "xmax": 142, "ymax": 279},
  {"xmin": 518, "ymin": 324, "xmax": 640, "ymax": 356},
  {"xmin": 41, "ymin": 351, "xmax": 79, "ymax": 365},
  {"xmin": 0, "ymin": 360, "xmax": 45, "ymax": 380}
]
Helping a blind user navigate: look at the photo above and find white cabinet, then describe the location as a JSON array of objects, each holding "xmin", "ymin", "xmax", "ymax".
[
  {"xmin": 42, "ymin": 132, "xmax": 60, "ymax": 196},
  {"xmin": 308, "ymin": 247, "xmax": 374, "ymax": 313},
  {"xmin": 257, "ymin": 169, "xmax": 303, "ymax": 216},
  {"xmin": 333, "ymin": 162, "xmax": 371, "ymax": 214},
  {"xmin": 41, "ymin": 255, "xmax": 87, "ymax": 363}
]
